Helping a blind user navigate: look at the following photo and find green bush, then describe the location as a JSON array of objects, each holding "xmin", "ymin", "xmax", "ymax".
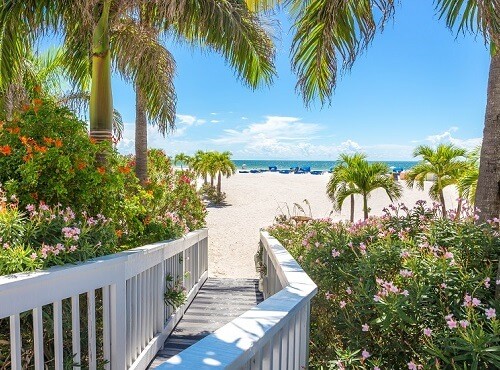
[
  {"xmin": 0, "ymin": 98, "xmax": 127, "ymax": 219},
  {"xmin": 268, "ymin": 201, "xmax": 500, "ymax": 369}
]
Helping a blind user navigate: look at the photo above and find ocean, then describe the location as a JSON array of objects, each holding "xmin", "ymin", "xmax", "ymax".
[{"xmin": 232, "ymin": 160, "xmax": 417, "ymax": 172}]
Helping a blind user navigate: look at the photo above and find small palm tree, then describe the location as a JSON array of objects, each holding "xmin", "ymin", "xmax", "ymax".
[
  {"xmin": 174, "ymin": 153, "xmax": 191, "ymax": 170},
  {"xmin": 458, "ymin": 146, "xmax": 480, "ymax": 205},
  {"xmin": 406, "ymin": 144, "xmax": 468, "ymax": 215},
  {"xmin": 212, "ymin": 151, "xmax": 236, "ymax": 196},
  {"xmin": 191, "ymin": 151, "xmax": 210, "ymax": 184},
  {"xmin": 327, "ymin": 153, "xmax": 402, "ymax": 220}
]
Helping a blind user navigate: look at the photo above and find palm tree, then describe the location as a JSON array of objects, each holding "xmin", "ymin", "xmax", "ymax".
[
  {"xmin": 247, "ymin": 0, "xmax": 500, "ymax": 220},
  {"xmin": 406, "ymin": 144, "xmax": 468, "ymax": 216},
  {"xmin": 327, "ymin": 153, "xmax": 402, "ymax": 220},
  {"xmin": 212, "ymin": 151, "xmax": 237, "ymax": 196},
  {"xmin": 458, "ymin": 146, "xmax": 481, "ymax": 205},
  {"xmin": 0, "ymin": 1, "xmax": 276, "ymax": 165},
  {"xmin": 191, "ymin": 151, "xmax": 211, "ymax": 184},
  {"xmin": 174, "ymin": 153, "xmax": 191, "ymax": 170}
]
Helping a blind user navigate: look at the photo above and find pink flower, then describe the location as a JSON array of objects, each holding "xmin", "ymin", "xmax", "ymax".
[
  {"xmin": 362, "ymin": 323, "xmax": 370, "ymax": 332},
  {"xmin": 346, "ymin": 287, "xmax": 352, "ymax": 295},
  {"xmin": 443, "ymin": 251, "xmax": 454, "ymax": 259},
  {"xmin": 401, "ymin": 290, "xmax": 409, "ymax": 297},
  {"xmin": 447, "ymin": 318, "xmax": 458, "ymax": 329},
  {"xmin": 373, "ymin": 295, "xmax": 382, "ymax": 302},
  {"xmin": 374, "ymin": 367, "xmax": 381, "ymax": 370},
  {"xmin": 423, "ymin": 328, "xmax": 432, "ymax": 337},
  {"xmin": 331, "ymin": 249, "xmax": 340, "ymax": 258},
  {"xmin": 408, "ymin": 361, "xmax": 417, "ymax": 370},
  {"xmin": 26, "ymin": 204, "xmax": 35, "ymax": 212},
  {"xmin": 30, "ymin": 253, "xmax": 37, "ymax": 260},
  {"xmin": 460, "ymin": 320, "xmax": 469, "ymax": 328},
  {"xmin": 486, "ymin": 307, "xmax": 496, "ymax": 320},
  {"xmin": 440, "ymin": 283, "xmax": 447, "ymax": 289},
  {"xmin": 325, "ymin": 291, "xmax": 334, "ymax": 300},
  {"xmin": 340, "ymin": 300, "xmax": 347, "ymax": 308},
  {"xmin": 400, "ymin": 269, "xmax": 413, "ymax": 278},
  {"xmin": 400, "ymin": 251, "xmax": 410, "ymax": 258},
  {"xmin": 484, "ymin": 277, "xmax": 491, "ymax": 288},
  {"xmin": 472, "ymin": 298, "xmax": 481, "ymax": 307},
  {"xmin": 362, "ymin": 349, "xmax": 371, "ymax": 360}
]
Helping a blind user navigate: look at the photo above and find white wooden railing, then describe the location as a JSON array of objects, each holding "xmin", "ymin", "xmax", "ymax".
[
  {"xmin": 0, "ymin": 229, "xmax": 208, "ymax": 370},
  {"xmin": 157, "ymin": 231, "xmax": 317, "ymax": 369}
]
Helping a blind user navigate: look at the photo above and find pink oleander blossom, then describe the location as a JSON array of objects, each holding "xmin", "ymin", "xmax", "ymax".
[
  {"xmin": 339, "ymin": 300, "xmax": 347, "ymax": 308},
  {"xmin": 423, "ymin": 328, "xmax": 432, "ymax": 337},
  {"xmin": 362, "ymin": 349, "xmax": 371, "ymax": 360},
  {"xmin": 362, "ymin": 323, "xmax": 370, "ymax": 332},
  {"xmin": 486, "ymin": 308, "xmax": 496, "ymax": 320}
]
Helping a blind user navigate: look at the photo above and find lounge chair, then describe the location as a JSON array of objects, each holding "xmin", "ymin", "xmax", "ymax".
[
  {"xmin": 310, "ymin": 170, "xmax": 323, "ymax": 175},
  {"xmin": 269, "ymin": 166, "xmax": 277, "ymax": 172}
]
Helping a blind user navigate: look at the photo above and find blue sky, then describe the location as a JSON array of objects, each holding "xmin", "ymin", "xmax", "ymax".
[{"xmin": 113, "ymin": 1, "xmax": 489, "ymax": 160}]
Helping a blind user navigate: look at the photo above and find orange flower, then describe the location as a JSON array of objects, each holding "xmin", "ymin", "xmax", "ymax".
[
  {"xmin": 22, "ymin": 104, "xmax": 31, "ymax": 112},
  {"xmin": 33, "ymin": 98, "xmax": 42, "ymax": 106},
  {"xmin": 89, "ymin": 137, "xmax": 97, "ymax": 144},
  {"xmin": 76, "ymin": 161, "xmax": 87, "ymax": 170},
  {"xmin": 0, "ymin": 145, "xmax": 11, "ymax": 156},
  {"xmin": 43, "ymin": 137, "xmax": 53, "ymax": 145},
  {"xmin": 34, "ymin": 145, "xmax": 47, "ymax": 153},
  {"xmin": 118, "ymin": 165, "xmax": 131, "ymax": 174},
  {"xmin": 97, "ymin": 167, "xmax": 106, "ymax": 175},
  {"xmin": 33, "ymin": 85, "xmax": 42, "ymax": 94},
  {"xmin": 115, "ymin": 229, "xmax": 123, "ymax": 238},
  {"xmin": 23, "ymin": 154, "xmax": 33, "ymax": 162},
  {"xmin": 54, "ymin": 139, "xmax": 63, "ymax": 148},
  {"xmin": 6, "ymin": 127, "xmax": 20, "ymax": 134},
  {"xmin": 20, "ymin": 136, "xmax": 30, "ymax": 145}
]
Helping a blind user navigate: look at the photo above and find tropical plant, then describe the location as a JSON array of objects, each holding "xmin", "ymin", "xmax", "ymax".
[
  {"xmin": 406, "ymin": 144, "xmax": 468, "ymax": 216},
  {"xmin": 247, "ymin": 0, "xmax": 500, "ymax": 221},
  {"xmin": 174, "ymin": 153, "xmax": 191, "ymax": 170},
  {"xmin": 327, "ymin": 153, "xmax": 402, "ymax": 220},
  {"xmin": 191, "ymin": 150, "xmax": 211, "ymax": 184},
  {"xmin": 458, "ymin": 146, "xmax": 481, "ymax": 205},
  {"xmin": 268, "ymin": 202, "xmax": 500, "ymax": 369},
  {"xmin": 212, "ymin": 151, "xmax": 237, "ymax": 196}
]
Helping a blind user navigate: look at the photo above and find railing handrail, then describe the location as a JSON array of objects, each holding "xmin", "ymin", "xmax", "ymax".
[
  {"xmin": 157, "ymin": 230, "xmax": 317, "ymax": 369},
  {"xmin": 0, "ymin": 229, "xmax": 208, "ymax": 320}
]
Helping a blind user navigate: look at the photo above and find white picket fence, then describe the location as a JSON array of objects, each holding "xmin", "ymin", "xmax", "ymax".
[
  {"xmin": 0, "ymin": 229, "xmax": 208, "ymax": 370},
  {"xmin": 157, "ymin": 231, "xmax": 317, "ymax": 369}
]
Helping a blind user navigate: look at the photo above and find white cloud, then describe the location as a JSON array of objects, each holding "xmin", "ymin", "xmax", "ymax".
[
  {"xmin": 210, "ymin": 120, "xmax": 221, "ymax": 123},
  {"xmin": 241, "ymin": 116, "xmax": 248, "ymax": 120},
  {"xmin": 172, "ymin": 114, "xmax": 207, "ymax": 137},
  {"xmin": 210, "ymin": 112, "xmax": 218, "ymax": 115},
  {"xmin": 425, "ymin": 127, "xmax": 481, "ymax": 150}
]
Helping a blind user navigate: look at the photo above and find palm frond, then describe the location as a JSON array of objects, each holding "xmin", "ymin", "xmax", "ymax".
[
  {"xmin": 291, "ymin": 0, "xmax": 395, "ymax": 106},
  {"xmin": 170, "ymin": 0, "xmax": 276, "ymax": 89},
  {"xmin": 112, "ymin": 17, "xmax": 176, "ymax": 134}
]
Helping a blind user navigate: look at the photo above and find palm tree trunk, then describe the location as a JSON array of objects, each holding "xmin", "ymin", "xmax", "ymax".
[
  {"xmin": 135, "ymin": 86, "xmax": 148, "ymax": 185},
  {"xmin": 476, "ymin": 53, "xmax": 500, "ymax": 222},
  {"xmin": 439, "ymin": 189, "xmax": 447, "ymax": 216},
  {"xmin": 363, "ymin": 194, "xmax": 369, "ymax": 220},
  {"xmin": 456, "ymin": 196, "xmax": 463, "ymax": 220},
  {"xmin": 89, "ymin": 0, "xmax": 113, "ymax": 143},
  {"xmin": 217, "ymin": 172, "xmax": 222, "ymax": 194},
  {"xmin": 210, "ymin": 176, "xmax": 214, "ymax": 187},
  {"xmin": 350, "ymin": 194, "xmax": 354, "ymax": 223}
]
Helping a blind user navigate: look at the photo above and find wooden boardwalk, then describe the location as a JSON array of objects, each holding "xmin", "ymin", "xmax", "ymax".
[{"xmin": 148, "ymin": 278, "xmax": 263, "ymax": 368}]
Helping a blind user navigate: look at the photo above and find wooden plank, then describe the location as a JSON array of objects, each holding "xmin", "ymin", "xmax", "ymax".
[
  {"xmin": 33, "ymin": 307, "xmax": 44, "ymax": 370},
  {"xmin": 53, "ymin": 300, "xmax": 64, "ymax": 370},
  {"xmin": 87, "ymin": 291, "xmax": 97, "ymax": 370},
  {"xmin": 71, "ymin": 296, "xmax": 81, "ymax": 370},
  {"xmin": 9, "ymin": 314, "xmax": 21, "ymax": 369}
]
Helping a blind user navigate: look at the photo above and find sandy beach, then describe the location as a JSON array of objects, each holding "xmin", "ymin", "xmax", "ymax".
[{"xmin": 206, "ymin": 172, "xmax": 458, "ymax": 278}]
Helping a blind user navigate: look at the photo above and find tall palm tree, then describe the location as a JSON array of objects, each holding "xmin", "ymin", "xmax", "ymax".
[
  {"xmin": 191, "ymin": 150, "xmax": 211, "ymax": 184},
  {"xmin": 174, "ymin": 153, "xmax": 191, "ymax": 170},
  {"xmin": 327, "ymin": 153, "xmax": 402, "ymax": 220},
  {"xmin": 212, "ymin": 151, "xmax": 237, "ymax": 195},
  {"xmin": 247, "ymin": 0, "xmax": 500, "ymax": 220},
  {"xmin": 0, "ymin": 1, "xmax": 276, "ymax": 164},
  {"xmin": 406, "ymin": 144, "xmax": 468, "ymax": 216}
]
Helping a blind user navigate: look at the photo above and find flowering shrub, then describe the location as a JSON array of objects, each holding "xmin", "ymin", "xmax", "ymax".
[
  {"xmin": 268, "ymin": 202, "xmax": 500, "ymax": 369},
  {"xmin": 0, "ymin": 188, "xmax": 116, "ymax": 275},
  {"xmin": 0, "ymin": 98, "xmax": 128, "ymax": 218}
]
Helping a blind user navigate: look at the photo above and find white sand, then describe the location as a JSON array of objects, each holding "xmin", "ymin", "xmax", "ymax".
[{"xmin": 206, "ymin": 172, "xmax": 458, "ymax": 278}]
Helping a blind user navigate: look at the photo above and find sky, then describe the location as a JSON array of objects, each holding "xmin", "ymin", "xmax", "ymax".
[{"xmin": 110, "ymin": 1, "xmax": 489, "ymax": 160}]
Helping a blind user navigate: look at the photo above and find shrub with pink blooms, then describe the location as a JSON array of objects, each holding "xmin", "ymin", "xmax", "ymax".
[{"xmin": 268, "ymin": 201, "xmax": 500, "ymax": 369}]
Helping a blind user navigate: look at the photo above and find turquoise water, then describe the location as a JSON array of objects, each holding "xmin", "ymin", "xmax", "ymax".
[{"xmin": 233, "ymin": 160, "xmax": 417, "ymax": 172}]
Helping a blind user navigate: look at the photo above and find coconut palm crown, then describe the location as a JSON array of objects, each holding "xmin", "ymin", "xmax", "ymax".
[
  {"xmin": 327, "ymin": 153, "xmax": 402, "ymax": 220},
  {"xmin": 406, "ymin": 144, "xmax": 468, "ymax": 215}
]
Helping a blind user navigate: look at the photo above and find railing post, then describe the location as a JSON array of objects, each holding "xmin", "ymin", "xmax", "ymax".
[{"xmin": 110, "ymin": 279, "xmax": 127, "ymax": 370}]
